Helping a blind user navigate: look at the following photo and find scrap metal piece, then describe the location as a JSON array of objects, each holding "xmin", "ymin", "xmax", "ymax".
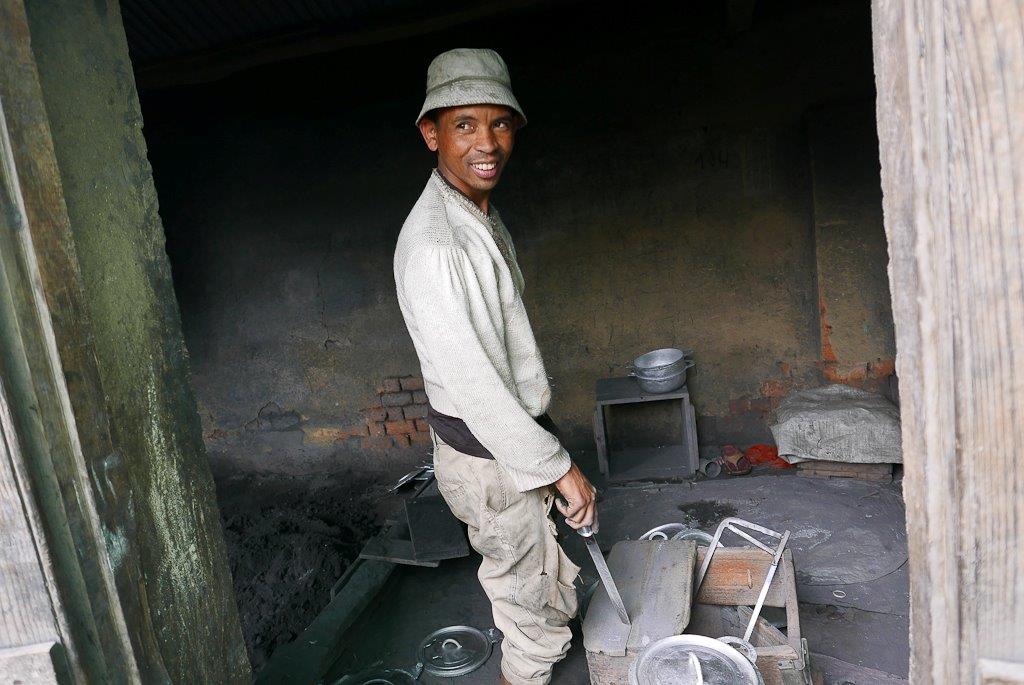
[
  {"xmin": 387, "ymin": 466, "xmax": 427, "ymax": 493},
  {"xmin": 696, "ymin": 517, "xmax": 788, "ymax": 589},
  {"xmin": 640, "ymin": 523, "xmax": 719, "ymax": 547},
  {"xmin": 742, "ymin": 529, "xmax": 790, "ymax": 642}
]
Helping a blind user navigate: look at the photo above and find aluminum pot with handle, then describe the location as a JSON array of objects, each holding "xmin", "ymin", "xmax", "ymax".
[{"xmin": 629, "ymin": 347, "xmax": 693, "ymax": 380}]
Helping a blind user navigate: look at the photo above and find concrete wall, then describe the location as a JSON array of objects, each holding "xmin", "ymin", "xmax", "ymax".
[
  {"xmin": 23, "ymin": 0, "xmax": 251, "ymax": 680},
  {"xmin": 140, "ymin": 1, "xmax": 895, "ymax": 479}
]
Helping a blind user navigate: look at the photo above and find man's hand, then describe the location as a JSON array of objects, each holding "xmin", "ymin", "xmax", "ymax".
[{"xmin": 553, "ymin": 461, "xmax": 597, "ymax": 531}]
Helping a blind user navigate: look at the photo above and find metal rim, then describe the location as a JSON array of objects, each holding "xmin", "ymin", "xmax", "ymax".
[
  {"xmin": 628, "ymin": 634, "xmax": 760, "ymax": 685},
  {"xmin": 633, "ymin": 357, "xmax": 695, "ymax": 378}
]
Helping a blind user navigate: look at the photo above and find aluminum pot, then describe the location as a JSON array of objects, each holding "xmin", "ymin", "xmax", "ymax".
[
  {"xmin": 632, "ymin": 359, "xmax": 695, "ymax": 394},
  {"xmin": 630, "ymin": 347, "xmax": 693, "ymax": 380}
]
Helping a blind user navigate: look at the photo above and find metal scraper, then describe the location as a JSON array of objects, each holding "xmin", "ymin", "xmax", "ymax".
[{"xmin": 578, "ymin": 524, "xmax": 630, "ymax": 625}]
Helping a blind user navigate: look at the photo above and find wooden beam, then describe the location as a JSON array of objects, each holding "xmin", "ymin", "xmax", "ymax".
[{"xmin": 0, "ymin": 6, "xmax": 138, "ymax": 675}]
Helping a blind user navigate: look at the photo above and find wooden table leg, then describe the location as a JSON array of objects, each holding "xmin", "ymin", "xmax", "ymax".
[
  {"xmin": 682, "ymin": 397, "xmax": 699, "ymax": 477},
  {"xmin": 593, "ymin": 405, "xmax": 609, "ymax": 476}
]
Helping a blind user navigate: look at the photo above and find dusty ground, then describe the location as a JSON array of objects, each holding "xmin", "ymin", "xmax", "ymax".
[
  {"xmin": 326, "ymin": 470, "xmax": 909, "ymax": 684},
  {"xmin": 214, "ymin": 472, "xmax": 383, "ymax": 669}
]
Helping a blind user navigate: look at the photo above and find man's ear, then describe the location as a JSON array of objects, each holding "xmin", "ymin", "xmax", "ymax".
[{"xmin": 418, "ymin": 117, "xmax": 439, "ymax": 152}]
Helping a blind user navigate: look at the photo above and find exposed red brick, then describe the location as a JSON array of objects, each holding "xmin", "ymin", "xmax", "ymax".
[
  {"xmin": 378, "ymin": 378, "xmax": 402, "ymax": 394},
  {"xmin": 401, "ymin": 376, "xmax": 425, "ymax": 391},
  {"xmin": 385, "ymin": 419, "xmax": 417, "ymax": 435},
  {"xmin": 412, "ymin": 390, "xmax": 428, "ymax": 404},
  {"xmin": 394, "ymin": 434, "xmax": 412, "ymax": 448},
  {"xmin": 347, "ymin": 424, "xmax": 370, "ymax": 437},
  {"xmin": 845, "ymin": 364, "xmax": 869, "ymax": 382},
  {"xmin": 386, "ymin": 408, "xmax": 405, "ymax": 421},
  {"xmin": 410, "ymin": 432, "xmax": 432, "ymax": 445},
  {"xmin": 778, "ymin": 361, "xmax": 792, "ymax": 376},
  {"xmin": 415, "ymin": 419, "xmax": 431, "ymax": 433},
  {"xmin": 868, "ymin": 358, "xmax": 896, "ymax": 378},
  {"xmin": 366, "ymin": 406, "xmax": 387, "ymax": 422},
  {"xmin": 760, "ymin": 379, "xmax": 787, "ymax": 398},
  {"xmin": 363, "ymin": 435, "xmax": 394, "ymax": 450},
  {"xmin": 368, "ymin": 421, "xmax": 387, "ymax": 436},
  {"xmin": 819, "ymin": 292, "xmax": 838, "ymax": 364},
  {"xmin": 403, "ymin": 404, "xmax": 427, "ymax": 420},
  {"xmin": 381, "ymin": 392, "xmax": 413, "ymax": 407}
]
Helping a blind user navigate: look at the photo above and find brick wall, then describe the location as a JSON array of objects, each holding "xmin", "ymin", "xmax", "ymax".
[{"xmin": 363, "ymin": 376, "xmax": 431, "ymax": 449}]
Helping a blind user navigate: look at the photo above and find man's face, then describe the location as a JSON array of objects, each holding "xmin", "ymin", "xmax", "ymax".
[{"xmin": 418, "ymin": 104, "xmax": 519, "ymax": 199}]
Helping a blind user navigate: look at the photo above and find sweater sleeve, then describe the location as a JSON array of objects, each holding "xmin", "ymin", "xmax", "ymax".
[{"xmin": 402, "ymin": 243, "xmax": 571, "ymax": 492}]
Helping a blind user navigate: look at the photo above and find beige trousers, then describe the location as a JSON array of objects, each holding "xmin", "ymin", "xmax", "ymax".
[{"xmin": 432, "ymin": 435, "xmax": 580, "ymax": 685}]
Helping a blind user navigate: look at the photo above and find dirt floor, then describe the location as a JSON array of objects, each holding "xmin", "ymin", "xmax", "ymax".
[
  {"xmin": 214, "ymin": 472, "xmax": 384, "ymax": 669},
  {"xmin": 324, "ymin": 468, "xmax": 910, "ymax": 684}
]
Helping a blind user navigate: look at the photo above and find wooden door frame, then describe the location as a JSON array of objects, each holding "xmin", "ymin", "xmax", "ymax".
[
  {"xmin": 0, "ymin": 1, "xmax": 142, "ymax": 681},
  {"xmin": 873, "ymin": 0, "xmax": 1024, "ymax": 682}
]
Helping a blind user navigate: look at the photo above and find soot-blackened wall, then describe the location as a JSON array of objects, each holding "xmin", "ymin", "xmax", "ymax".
[{"xmin": 141, "ymin": 0, "xmax": 894, "ymax": 479}]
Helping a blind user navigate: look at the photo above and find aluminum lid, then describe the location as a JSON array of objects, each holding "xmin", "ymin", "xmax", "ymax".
[
  {"xmin": 629, "ymin": 635, "xmax": 761, "ymax": 685},
  {"xmin": 417, "ymin": 625, "xmax": 493, "ymax": 678}
]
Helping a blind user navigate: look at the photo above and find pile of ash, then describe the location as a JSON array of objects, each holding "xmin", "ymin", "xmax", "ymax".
[{"xmin": 215, "ymin": 473, "xmax": 381, "ymax": 669}]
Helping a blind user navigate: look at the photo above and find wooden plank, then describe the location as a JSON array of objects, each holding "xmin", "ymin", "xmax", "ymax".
[
  {"xmin": 0, "ymin": 642, "xmax": 66, "ymax": 684},
  {"xmin": 795, "ymin": 460, "xmax": 892, "ymax": 476},
  {"xmin": 0, "ymin": 378, "xmax": 61, "ymax": 652},
  {"xmin": 694, "ymin": 548, "xmax": 795, "ymax": 609},
  {"xmin": 595, "ymin": 376, "xmax": 690, "ymax": 405},
  {"xmin": 593, "ymin": 406, "xmax": 609, "ymax": 476},
  {"xmin": 796, "ymin": 461, "xmax": 893, "ymax": 483},
  {"xmin": 255, "ymin": 560, "xmax": 395, "ymax": 685},
  {"xmin": 872, "ymin": 0, "xmax": 1024, "ymax": 681},
  {"xmin": 980, "ymin": 658, "xmax": 1024, "ymax": 685},
  {"xmin": 682, "ymin": 397, "xmax": 700, "ymax": 476}
]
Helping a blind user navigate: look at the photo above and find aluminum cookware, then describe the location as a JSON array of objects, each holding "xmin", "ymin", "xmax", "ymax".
[{"xmin": 629, "ymin": 348, "xmax": 695, "ymax": 394}]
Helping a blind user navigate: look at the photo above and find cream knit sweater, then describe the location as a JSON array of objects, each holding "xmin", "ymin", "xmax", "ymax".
[{"xmin": 394, "ymin": 171, "xmax": 571, "ymax": 492}]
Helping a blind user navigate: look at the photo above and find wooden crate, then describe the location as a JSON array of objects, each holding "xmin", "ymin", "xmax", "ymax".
[
  {"xmin": 795, "ymin": 460, "xmax": 893, "ymax": 483},
  {"xmin": 689, "ymin": 547, "xmax": 811, "ymax": 685}
]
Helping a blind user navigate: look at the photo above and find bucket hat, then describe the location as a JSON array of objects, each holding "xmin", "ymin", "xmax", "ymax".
[{"xmin": 415, "ymin": 48, "xmax": 527, "ymax": 126}]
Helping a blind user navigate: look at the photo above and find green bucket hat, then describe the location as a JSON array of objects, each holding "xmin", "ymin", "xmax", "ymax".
[{"xmin": 415, "ymin": 48, "xmax": 527, "ymax": 126}]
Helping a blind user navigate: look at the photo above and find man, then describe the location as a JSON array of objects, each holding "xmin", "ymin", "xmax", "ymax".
[{"xmin": 393, "ymin": 48, "xmax": 597, "ymax": 685}]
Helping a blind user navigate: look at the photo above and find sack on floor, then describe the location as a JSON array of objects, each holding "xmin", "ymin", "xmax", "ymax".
[{"xmin": 770, "ymin": 384, "xmax": 902, "ymax": 464}]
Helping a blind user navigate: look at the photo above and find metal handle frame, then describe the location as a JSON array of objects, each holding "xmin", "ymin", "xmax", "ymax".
[{"xmin": 693, "ymin": 517, "xmax": 792, "ymax": 643}]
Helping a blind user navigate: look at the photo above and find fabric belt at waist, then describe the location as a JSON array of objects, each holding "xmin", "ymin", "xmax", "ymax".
[{"xmin": 426, "ymin": 403, "xmax": 560, "ymax": 460}]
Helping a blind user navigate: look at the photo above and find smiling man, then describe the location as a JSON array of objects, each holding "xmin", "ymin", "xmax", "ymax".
[{"xmin": 393, "ymin": 48, "xmax": 597, "ymax": 685}]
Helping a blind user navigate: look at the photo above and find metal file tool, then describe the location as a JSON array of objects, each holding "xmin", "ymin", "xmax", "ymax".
[
  {"xmin": 554, "ymin": 495, "xmax": 630, "ymax": 626},
  {"xmin": 579, "ymin": 524, "xmax": 630, "ymax": 625}
]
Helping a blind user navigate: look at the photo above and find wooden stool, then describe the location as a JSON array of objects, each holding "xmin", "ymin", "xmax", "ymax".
[{"xmin": 593, "ymin": 376, "xmax": 699, "ymax": 482}]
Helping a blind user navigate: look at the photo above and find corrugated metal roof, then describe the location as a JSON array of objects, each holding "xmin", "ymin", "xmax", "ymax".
[{"xmin": 120, "ymin": 0, "xmax": 474, "ymax": 67}]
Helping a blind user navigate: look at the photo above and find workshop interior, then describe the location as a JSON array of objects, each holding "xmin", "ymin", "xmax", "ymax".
[{"xmin": 3, "ymin": 0, "xmax": 1021, "ymax": 684}]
